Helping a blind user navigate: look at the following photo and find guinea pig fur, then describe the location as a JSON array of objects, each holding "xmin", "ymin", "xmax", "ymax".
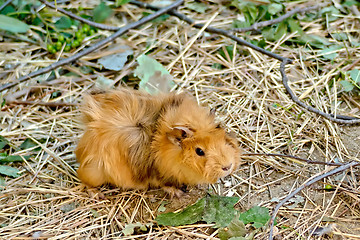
[{"xmin": 76, "ymin": 89, "xmax": 240, "ymax": 196}]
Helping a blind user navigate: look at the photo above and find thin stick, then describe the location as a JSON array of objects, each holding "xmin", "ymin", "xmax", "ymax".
[
  {"xmin": 242, "ymin": 153, "xmax": 344, "ymax": 166},
  {"xmin": 232, "ymin": 4, "xmax": 328, "ymax": 33},
  {"xmin": 0, "ymin": 0, "xmax": 184, "ymax": 92},
  {"xmin": 129, "ymin": 0, "xmax": 291, "ymax": 63},
  {"xmin": 268, "ymin": 161, "xmax": 360, "ymax": 240},
  {"xmin": 38, "ymin": 0, "xmax": 120, "ymax": 31},
  {"xmin": 280, "ymin": 59, "xmax": 360, "ymax": 124}
]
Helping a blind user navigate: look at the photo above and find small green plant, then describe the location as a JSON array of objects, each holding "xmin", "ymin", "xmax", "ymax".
[
  {"xmin": 340, "ymin": 69, "xmax": 360, "ymax": 92},
  {"xmin": 155, "ymin": 195, "xmax": 273, "ymax": 239}
]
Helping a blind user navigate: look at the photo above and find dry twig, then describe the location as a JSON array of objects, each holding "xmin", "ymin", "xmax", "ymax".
[
  {"xmin": 268, "ymin": 161, "xmax": 360, "ymax": 240},
  {"xmin": 280, "ymin": 59, "xmax": 360, "ymax": 124}
]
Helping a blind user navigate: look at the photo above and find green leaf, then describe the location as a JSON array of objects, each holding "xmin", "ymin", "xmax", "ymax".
[
  {"xmin": 268, "ymin": 3, "xmax": 283, "ymax": 15},
  {"xmin": 288, "ymin": 19, "xmax": 303, "ymax": 35},
  {"xmin": 0, "ymin": 136, "xmax": 9, "ymax": 150},
  {"xmin": 98, "ymin": 46, "xmax": 133, "ymax": 71},
  {"xmin": 339, "ymin": 80, "xmax": 354, "ymax": 91},
  {"xmin": 239, "ymin": 206, "xmax": 271, "ymax": 228},
  {"xmin": 122, "ymin": 223, "xmax": 153, "ymax": 236},
  {"xmin": 319, "ymin": 45, "xmax": 342, "ymax": 60},
  {"xmin": 20, "ymin": 138, "xmax": 39, "ymax": 150},
  {"xmin": 202, "ymin": 195, "xmax": 239, "ymax": 227},
  {"xmin": 95, "ymin": 76, "xmax": 114, "ymax": 90},
  {"xmin": 158, "ymin": 201, "xmax": 168, "ymax": 213},
  {"xmin": 186, "ymin": 2, "xmax": 208, "ymax": 13},
  {"xmin": 54, "ymin": 16, "xmax": 72, "ymax": 30},
  {"xmin": 273, "ymin": 21, "xmax": 287, "ymax": 41},
  {"xmin": 332, "ymin": 33, "xmax": 348, "ymax": 41},
  {"xmin": 135, "ymin": 55, "xmax": 175, "ymax": 95},
  {"xmin": 219, "ymin": 45, "xmax": 235, "ymax": 61},
  {"xmin": 156, "ymin": 197, "xmax": 205, "ymax": 226},
  {"xmin": 0, "ymin": 14, "xmax": 29, "ymax": 33},
  {"xmin": 93, "ymin": 2, "xmax": 112, "ymax": 23},
  {"xmin": 218, "ymin": 218, "xmax": 246, "ymax": 240},
  {"xmin": 155, "ymin": 195, "xmax": 239, "ymax": 227},
  {"xmin": 0, "ymin": 165, "xmax": 20, "ymax": 178},
  {"xmin": 116, "ymin": 0, "xmax": 130, "ymax": 6},
  {"xmin": 297, "ymin": 34, "xmax": 331, "ymax": 48},
  {"xmin": 349, "ymin": 69, "xmax": 360, "ymax": 83},
  {"xmin": 0, "ymin": 154, "xmax": 30, "ymax": 163}
]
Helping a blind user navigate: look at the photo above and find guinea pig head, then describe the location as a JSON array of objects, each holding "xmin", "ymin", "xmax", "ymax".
[{"xmin": 165, "ymin": 125, "xmax": 240, "ymax": 184}]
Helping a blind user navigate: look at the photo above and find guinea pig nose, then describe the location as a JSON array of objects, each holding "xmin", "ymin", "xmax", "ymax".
[{"xmin": 222, "ymin": 163, "xmax": 232, "ymax": 172}]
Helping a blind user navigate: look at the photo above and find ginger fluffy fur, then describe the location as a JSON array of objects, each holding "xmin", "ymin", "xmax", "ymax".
[{"xmin": 76, "ymin": 89, "xmax": 240, "ymax": 193}]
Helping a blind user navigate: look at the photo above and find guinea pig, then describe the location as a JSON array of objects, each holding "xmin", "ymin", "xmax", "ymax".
[{"xmin": 75, "ymin": 88, "xmax": 240, "ymax": 197}]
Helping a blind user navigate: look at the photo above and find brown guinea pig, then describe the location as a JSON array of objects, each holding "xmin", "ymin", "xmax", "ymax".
[{"xmin": 75, "ymin": 88, "xmax": 240, "ymax": 196}]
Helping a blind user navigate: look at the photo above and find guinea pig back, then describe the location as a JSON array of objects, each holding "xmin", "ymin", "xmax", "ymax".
[{"xmin": 75, "ymin": 89, "xmax": 240, "ymax": 192}]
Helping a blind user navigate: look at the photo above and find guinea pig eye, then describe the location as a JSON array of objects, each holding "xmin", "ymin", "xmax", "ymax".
[{"xmin": 195, "ymin": 148, "xmax": 205, "ymax": 156}]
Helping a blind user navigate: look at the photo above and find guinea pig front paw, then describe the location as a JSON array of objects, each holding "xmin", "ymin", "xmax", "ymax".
[{"xmin": 162, "ymin": 186, "xmax": 186, "ymax": 199}]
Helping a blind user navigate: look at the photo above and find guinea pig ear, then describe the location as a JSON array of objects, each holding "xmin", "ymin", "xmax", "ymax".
[
  {"xmin": 167, "ymin": 126, "xmax": 193, "ymax": 147},
  {"xmin": 225, "ymin": 133, "xmax": 238, "ymax": 148}
]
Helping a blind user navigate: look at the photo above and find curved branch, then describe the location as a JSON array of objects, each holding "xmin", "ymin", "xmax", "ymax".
[
  {"xmin": 129, "ymin": 0, "xmax": 291, "ymax": 62},
  {"xmin": 280, "ymin": 59, "xmax": 360, "ymax": 124},
  {"xmin": 268, "ymin": 161, "xmax": 360, "ymax": 240},
  {"xmin": 38, "ymin": 0, "xmax": 120, "ymax": 31},
  {"xmin": 0, "ymin": 0, "xmax": 184, "ymax": 92}
]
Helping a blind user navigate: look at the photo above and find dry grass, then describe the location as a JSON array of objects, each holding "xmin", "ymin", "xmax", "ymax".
[{"xmin": 1, "ymin": 0, "xmax": 360, "ymax": 239}]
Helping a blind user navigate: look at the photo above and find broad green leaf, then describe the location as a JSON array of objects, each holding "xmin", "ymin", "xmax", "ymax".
[
  {"xmin": 186, "ymin": 2, "xmax": 208, "ymax": 13},
  {"xmin": 155, "ymin": 195, "xmax": 239, "ymax": 227},
  {"xmin": 349, "ymin": 69, "xmax": 360, "ymax": 83},
  {"xmin": 95, "ymin": 76, "xmax": 114, "ymax": 90},
  {"xmin": 158, "ymin": 201, "xmax": 168, "ymax": 213},
  {"xmin": 0, "ymin": 14, "xmax": 29, "ymax": 33},
  {"xmin": 20, "ymin": 138, "xmax": 40, "ymax": 150},
  {"xmin": 218, "ymin": 218, "xmax": 246, "ymax": 240},
  {"xmin": 54, "ymin": 16, "xmax": 72, "ymax": 30},
  {"xmin": 156, "ymin": 197, "xmax": 205, "ymax": 226},
  {"xmin": 0, "ymin": 165, "xmax": 20, "ymax": 178},
  {"xmin": 332, "ymin": 33, "xmax": 348, "ymax": 41},
  {"xmin": 239, "ymin": 206, "xmax": 271, "ymax": 228},
  {"xmin": 288, "ymin": 19, "xmax": 303, "ymax": 35},
  {"xmin": 268, "ymin": 3, "xmax": 283, "ymax": 15},
  {"xmin": 135, "ymin": 55, "xmax": 175, "ymax": 95},
  {"xmin": 98, "ymin": 46, "xmax": 133, "ymax": 71},
  {"xmin": 0, "ymin": 136, "xmax": 9, "ymax": 150},
  {"xmin": 320, "ymin": 6, "xmax": 340, "ymax": 22},
  {"xmin": 116, "ymin": 0, "xmax": 130, "ymax": 6},
  {"xmin": 319, "ymin": 45, "xmax": 342, "ymax": 60},
  {"xmin": 202, "ymin": 195, "xmax": 239, "ymax": 227},
  {"xmin": 339, "ymin": 80, "xmax": 354, "ymax": 91},
  {"xmin": 273, "ymin": 21, "xmax": 287, "ymax": 41},
  {"xmin": 298, "ymin": 34, "xmax": 331, "ymax": 48},
  {"xmin": 0, "ymin": 154, "xmax": 30, "ymax": 162},
  {"xmin": 93, "ymin": 2, "xmax": 113, "ymax": 23}
]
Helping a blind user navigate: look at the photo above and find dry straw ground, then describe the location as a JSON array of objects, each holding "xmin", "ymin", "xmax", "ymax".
[{"xmin": 1, "ymin": 0, "xmax": 360, "ymax": 239}]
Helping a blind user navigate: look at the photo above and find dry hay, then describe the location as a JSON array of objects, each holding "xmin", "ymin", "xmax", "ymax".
[{"xmin": 0, "ymin": 0, "xmax": 360, "ymax": 239}]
